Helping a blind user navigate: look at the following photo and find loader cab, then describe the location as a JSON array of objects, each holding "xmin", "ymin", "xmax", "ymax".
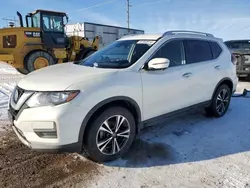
[{"xmin": 25, "ymin": 9, "xmax": 69, "ymax": 49}]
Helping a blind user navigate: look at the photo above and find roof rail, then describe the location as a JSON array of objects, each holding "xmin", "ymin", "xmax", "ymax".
[{"xmin": 162, "ymin": 30, "xmax": 214, "ymax": 37}]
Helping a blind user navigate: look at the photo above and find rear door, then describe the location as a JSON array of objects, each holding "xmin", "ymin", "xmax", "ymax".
[{"xmin": 183, "ymin": 39, "xmax": 221, "ymax": 104}]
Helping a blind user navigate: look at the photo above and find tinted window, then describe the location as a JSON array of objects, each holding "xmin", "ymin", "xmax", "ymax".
[
  {"xmin": 185, "ymin": 40, "xmax": 213, "ymax": 64},
  {"xmin": 152, "ymin": 40, "xmax": 183, "ymax": 67},
  {"xmin": 225, "ymin": 40, "xmax": 250, "ymax": 50},
  {"xmin": 210, "ymin": 41, "xmax": 222, "ymax": 58},
  {"xmin": 78, "ymin": 40, "xmax": 155, "ymax": 68}
]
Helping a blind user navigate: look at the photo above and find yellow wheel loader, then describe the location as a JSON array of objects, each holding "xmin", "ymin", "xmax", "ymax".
[{"xmin": 0, "ymin": 10, "xmax": 99, "ymax": 74}]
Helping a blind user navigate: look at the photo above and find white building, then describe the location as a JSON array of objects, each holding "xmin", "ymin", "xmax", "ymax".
[{"xmin": 65, "ymin": 22, "xmax": 144, "ymax": 49}]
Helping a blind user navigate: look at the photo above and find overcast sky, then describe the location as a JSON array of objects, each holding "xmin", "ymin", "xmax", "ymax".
[{"xmin": 1, "ymin": 0, "xmax": 250, "ymax": 40}]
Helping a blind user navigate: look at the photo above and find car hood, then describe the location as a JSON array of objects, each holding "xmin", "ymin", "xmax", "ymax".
[{"xmin": 17, "ymin": 63, "xmax": 118, "ymax": 91}]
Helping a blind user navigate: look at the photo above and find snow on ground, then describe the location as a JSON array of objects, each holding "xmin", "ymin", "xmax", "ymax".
[
  {"xmin": 0, "ymin": 62, "xmax": 23, "ymax": 132},
  {"xmin": 1, "ymin": 62, "xmax": 250, "ymax": 187},
  {"xmin": 87, "ymin": 97, "xmax": 250, "ymax": 188}
]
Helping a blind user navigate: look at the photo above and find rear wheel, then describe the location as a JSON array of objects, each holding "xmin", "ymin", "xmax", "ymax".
[
  {"xmin": 25, "ymin": 51, "xmax": 55, "ymax": 73},
  {"xmin": 205, "ymin": 84, "xmax": 232, "ymax": 117},
  {"xmin": 83, "ymin": 106, "xmax": 136, "ymax": 162}
]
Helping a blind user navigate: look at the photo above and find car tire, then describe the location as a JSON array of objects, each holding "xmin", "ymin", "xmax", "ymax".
[
  {"xmin": 205, "ymin": 84, "xmax": 232, "ymax": 117},
  {"xmin": 83, "ymin": 106, "xmax": 136, "ymax": 162}
]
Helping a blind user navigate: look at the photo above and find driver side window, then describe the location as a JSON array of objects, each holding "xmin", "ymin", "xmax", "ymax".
[{"xmin": 152, "ymin": 40, "xmax": 183, "ymax": 67}]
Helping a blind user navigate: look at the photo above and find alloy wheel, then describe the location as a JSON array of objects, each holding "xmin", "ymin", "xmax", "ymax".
[
  {"xmin": 216, "ymin": 89, "xmax": 230, "ymax": 114},
  {"xmin": 96, "ymin": 115, "xmax": 131, "ymax": 155}
]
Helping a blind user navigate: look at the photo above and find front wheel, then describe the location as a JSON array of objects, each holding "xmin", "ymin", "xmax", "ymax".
[
  {"xmin": 205, "ymin": 84, "xmax": 232, "ymax": 117},
  {"xmin": 83, "ymin": 106, "xmax": 136, "ymax": 162}
]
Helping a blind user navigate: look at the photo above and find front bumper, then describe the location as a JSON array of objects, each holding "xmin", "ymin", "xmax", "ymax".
[
  {"xmin": 12, "ymin": 123, "xmax": 81, "ymax": 152},
  {"xmin": 8, "ymin": 101, "xmax": 87, "ymax": 153}
]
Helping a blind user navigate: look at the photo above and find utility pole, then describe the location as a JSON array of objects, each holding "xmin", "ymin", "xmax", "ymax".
[{"xmin": 127, "ymin": 0, "xmax": 132, "ymax": 32}]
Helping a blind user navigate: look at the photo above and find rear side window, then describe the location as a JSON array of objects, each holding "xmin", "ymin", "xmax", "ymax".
[
  {"xmin": 209, "ymin": 41, "xmax": 222, "ymax": 59},
  {"xmin": 184, "ymin": 40, "xmax": 213, "ymax": 64}
]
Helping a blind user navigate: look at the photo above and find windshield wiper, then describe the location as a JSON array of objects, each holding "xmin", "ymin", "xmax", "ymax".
[{"xmin": 92, "ymin": 63, "xmax": 129, "ymax": 69}]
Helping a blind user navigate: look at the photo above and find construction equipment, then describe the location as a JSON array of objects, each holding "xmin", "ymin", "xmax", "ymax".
[{"xmin": 0, "ymin": 9, "xmax": 99, "ymax": 74}]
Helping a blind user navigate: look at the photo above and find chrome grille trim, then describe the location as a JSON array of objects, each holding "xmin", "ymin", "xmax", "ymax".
[{"xmin": 10, "ymin": 86, "xmax": 34, "ymax": 111}]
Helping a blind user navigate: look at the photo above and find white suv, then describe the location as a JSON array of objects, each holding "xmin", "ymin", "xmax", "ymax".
[{"xmin": 8, "ymin": 30, "xmax": 238, "ymax": 162}]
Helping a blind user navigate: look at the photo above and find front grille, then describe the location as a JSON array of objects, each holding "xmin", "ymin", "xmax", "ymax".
[
  {"xmin": 9, "ymin": 104, "xmax": 18, "ymax": 117},
  {"xmin": 9, "ymin": 86, "xmax": 30, "ymax": 120},
  {"xmin": 13, "ymin": 86, "xmax": 25, "ymax": 104},
  {"xmin": 9, "ymin": 103, "xmax": 29, "ymax": 120}
]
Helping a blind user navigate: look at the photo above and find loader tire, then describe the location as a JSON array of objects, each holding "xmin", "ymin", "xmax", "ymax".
[
  {"xmin": 84, "ymin": 50, "xmax": 96, "ymax": 58},
  {"xmin": 77, "ymin": 48, "xmax": 96, "ymax": 61},
  {"xmin": 25, "ymin": 51, "xmax": 55, "ymax": 73},
  {"xmin": 16, "ymin": 68, "xmax": 29, "ymax": 75}
]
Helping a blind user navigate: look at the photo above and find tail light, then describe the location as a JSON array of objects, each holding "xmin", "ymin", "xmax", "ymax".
[{"xmin": 231, "ymin": 53, "xmax": 237, "ymax": 65}]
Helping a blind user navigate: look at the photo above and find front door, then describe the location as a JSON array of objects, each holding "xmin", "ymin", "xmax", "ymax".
[{"xmin": 141, "ymin": 39, "xmax": 194, "ymax": 121}]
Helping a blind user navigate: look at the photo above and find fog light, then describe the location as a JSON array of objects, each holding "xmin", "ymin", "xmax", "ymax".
[
  {"xmin": 35, "ymin": 131, "xmax": 57, "ymax": 138},
  {"xmin": 33, "ymin": 122, "xmax": 57, "ymax": 138}
]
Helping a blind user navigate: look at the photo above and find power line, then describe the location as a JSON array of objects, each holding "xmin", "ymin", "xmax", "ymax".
[{"xmin": 75, "ymin": 0, "xmax": 117, "ymax": 12}]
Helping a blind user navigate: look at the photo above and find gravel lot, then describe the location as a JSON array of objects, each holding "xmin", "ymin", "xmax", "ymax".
[{"xmin": 1, "ymin": 63, "xmax": 250, "ymax": 188}]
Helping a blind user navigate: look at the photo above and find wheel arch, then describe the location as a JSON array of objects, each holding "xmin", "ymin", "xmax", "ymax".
[
  {"xmin": 78, "ymin": 96, "xmax": 142, "ymax": 145},
  {"xmin": 211, "ymin": 77, "xmax": 233, "ymax": 100}
]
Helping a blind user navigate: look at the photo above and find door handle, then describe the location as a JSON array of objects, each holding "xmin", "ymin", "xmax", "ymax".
[
  {"xmin": 215, "ymin": 65, "xmax": 220, "ymax": 70},
  {"xmin": 182, "ymin": 72, "xmax": 192, "ymax": 78}
]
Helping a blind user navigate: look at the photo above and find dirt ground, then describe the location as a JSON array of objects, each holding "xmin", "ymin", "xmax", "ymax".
[{"xmin": 0, "ymin": 127, "xmax": 102, "ymax": 188}]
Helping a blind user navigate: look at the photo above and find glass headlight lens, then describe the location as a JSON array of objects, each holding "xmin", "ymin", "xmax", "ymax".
[{"xmin": 26, "ymin": 91, "xmax": 79, "ymax": 107}]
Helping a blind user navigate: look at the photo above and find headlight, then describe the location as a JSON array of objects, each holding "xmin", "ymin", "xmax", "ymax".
[{"xmin": 26, "ymin": 91, "xmax": 79, "ymax": 107}]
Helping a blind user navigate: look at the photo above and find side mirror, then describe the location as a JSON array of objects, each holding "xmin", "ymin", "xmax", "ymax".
[{"xmin": 147, "ymin": 58, "xmax": 170, "ymax": 70}]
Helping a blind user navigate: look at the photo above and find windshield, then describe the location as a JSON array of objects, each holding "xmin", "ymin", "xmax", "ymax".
[
  {"xmin": 32, "ymin": 12, "xmax": 40, "ymax": 28},
  {"xmin": 77, "ymin": 40, "xmax": 156, "ymax": 68},
  {"xmin": 225, "ymin": 41, "xmax": 250, "ymax": 50}
]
